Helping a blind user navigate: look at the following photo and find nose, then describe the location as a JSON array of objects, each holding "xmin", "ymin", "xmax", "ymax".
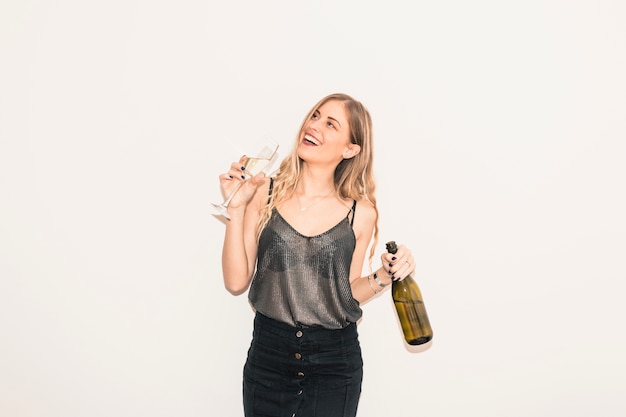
[{"xmin": 309, "ymin": 118, "xmax": 320, "ymax": 131}]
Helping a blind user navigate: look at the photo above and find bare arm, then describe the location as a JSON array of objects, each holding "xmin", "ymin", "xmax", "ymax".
[
  {"xmin": 348, "ymin": 200, "xmax": 384, "ymax": 304},
  {"xmin": 348, "ymin": 200, "xmax": 415, "ymax": 304},
  {"xmin": 219, "ymin": 167, "xmax": 270, "ymax": 295}
]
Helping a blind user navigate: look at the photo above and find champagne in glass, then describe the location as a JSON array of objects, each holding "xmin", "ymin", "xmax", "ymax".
[
  {"xmin": 211, "ymin": 143, "xmax": 279, "ymax": 219},
  {"xmin": 240, "ymin": 155, "xmax": 275, "ymax": 177}
]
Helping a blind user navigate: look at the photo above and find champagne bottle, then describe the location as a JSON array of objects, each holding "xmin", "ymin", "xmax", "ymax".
[{"xmin": 386, "ymin": 241, "xmax": 433, "ymax": 345}]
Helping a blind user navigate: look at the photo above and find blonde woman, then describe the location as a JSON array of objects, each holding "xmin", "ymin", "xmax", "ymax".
[{"xmin": 217, "ymin": 93, "xmax": 415, "ymax": 417}]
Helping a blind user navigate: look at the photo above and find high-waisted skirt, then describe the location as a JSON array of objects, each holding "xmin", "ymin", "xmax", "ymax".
[{"xmin": 243, "ymin": 312, "xmax": 363, "ymax": 417}]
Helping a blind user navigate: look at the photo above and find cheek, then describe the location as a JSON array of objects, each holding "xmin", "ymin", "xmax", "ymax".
[
  {"xmin": 340, "ymin": 129, "xmax": 352, "ymax": 145},
  {"xmin": 337, "ymin": 132, "xmax": 353, "ymax": 150},
  {"xmin": 330, "ymin": 140, "xmax": 350, "ymax": 158}
]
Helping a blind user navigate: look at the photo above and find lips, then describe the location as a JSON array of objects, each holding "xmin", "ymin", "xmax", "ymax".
[{"xmin": 304, "ymin": 133, "xmax": 320, "ymax": 146}]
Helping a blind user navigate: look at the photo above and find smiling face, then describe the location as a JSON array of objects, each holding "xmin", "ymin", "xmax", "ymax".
[{"xmin": 297, "ymin": 99, "xmax": 360, "ymax": 166}]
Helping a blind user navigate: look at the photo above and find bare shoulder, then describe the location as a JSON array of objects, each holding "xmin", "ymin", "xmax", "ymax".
[{"xmin": 352, "ymin": 198, "xmax": 376, "ymax": 239}]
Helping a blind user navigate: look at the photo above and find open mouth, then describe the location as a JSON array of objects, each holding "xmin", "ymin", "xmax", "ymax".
[{"xmin": 304, "ymin": 134, "xmax": 320, "ymax": 146}]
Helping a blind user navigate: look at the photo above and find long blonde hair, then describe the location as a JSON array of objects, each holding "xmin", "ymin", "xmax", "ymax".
[{"xmin": 257, "ymin": 93, "xmax": 379, "ymax": 262}]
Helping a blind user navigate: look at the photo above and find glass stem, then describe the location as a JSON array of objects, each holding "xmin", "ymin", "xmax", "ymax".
[{"xmin": 221, "ymin": 180, "xmax": 244, "ymax": 208}]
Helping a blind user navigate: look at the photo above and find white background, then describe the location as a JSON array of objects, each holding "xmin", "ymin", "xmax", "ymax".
[{"xmin": 1, "ymin": 1, "xmax": 625, "ymax": 416}]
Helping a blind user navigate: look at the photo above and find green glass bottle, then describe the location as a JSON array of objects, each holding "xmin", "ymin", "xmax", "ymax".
[{"xmin": 386, "ymin": 241, "xmax": 433, "ymax": 345}]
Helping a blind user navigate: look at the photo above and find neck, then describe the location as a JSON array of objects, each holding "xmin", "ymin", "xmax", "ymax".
[{"xmin": 298, "ymin": 164, "xmax": 335, "ymax": 196}]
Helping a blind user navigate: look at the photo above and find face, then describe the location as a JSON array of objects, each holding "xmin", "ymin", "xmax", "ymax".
[{"xmin": 297, "ymin": 100, "xmax": 360, "ymax": 166}]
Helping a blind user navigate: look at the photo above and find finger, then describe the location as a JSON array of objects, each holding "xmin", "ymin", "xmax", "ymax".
[
  {"xmin": 249, "ymin": 172, "xmax": 267, "ymax": 187},
  {"xmin": 390, "ymin": 250, "xmax": 414, "ymax": 280},
  {"xmin": 381, "ymin": 244, "xmax": 412, "ymax": 280},
  {"xmin": 227, "ymin": 165, "xmax": 247, "ymax": 180},
  {"xmin": 399, "ymin": 255, "xmax": 416, "ymax": 281}
]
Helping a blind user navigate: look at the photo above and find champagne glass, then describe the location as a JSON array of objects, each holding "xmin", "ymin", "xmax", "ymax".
[{"xmin": 211, "ymin": 142, "xmax": 279, "ymax": 219}]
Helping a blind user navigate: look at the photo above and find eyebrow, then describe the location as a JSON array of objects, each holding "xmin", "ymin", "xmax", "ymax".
[
  {"xmin": 314, "ymin": 109, "xmax": 343, "ymax": 128},
  {"xmin": 328, "ymin": 116, "xmax": 342, "ymax": 128}
]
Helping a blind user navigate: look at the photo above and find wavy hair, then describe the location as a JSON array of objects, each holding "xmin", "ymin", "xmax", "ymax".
[{"xmin": 256, "ymin": 93, "xmax": 379, "ymax": 264}]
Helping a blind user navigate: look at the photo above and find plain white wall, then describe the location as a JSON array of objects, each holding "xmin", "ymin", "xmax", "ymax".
[{"xmin": 1, "ymin": 1, "xmax": 625, "ymax": 416}]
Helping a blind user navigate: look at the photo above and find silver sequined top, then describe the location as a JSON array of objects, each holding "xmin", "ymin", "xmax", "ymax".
[{"xmin": 248, "ymin": 205, "xmax": 362, "ymax": 329}]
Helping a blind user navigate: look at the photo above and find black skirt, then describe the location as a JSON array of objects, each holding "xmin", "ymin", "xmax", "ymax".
[{"xmin": 243, "ymin": 312, "xmax": 363, "ymax": 417}]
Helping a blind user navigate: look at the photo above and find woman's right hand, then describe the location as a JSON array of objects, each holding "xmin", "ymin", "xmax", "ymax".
[{"xmin": 218, "ymin": 156, "xmax": 266, "ymax": 211}]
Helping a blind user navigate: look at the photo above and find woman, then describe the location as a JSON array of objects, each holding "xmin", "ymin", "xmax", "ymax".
[{"xmin": 217, "ymin": 93, "xmax": 415, "ymax": 417}]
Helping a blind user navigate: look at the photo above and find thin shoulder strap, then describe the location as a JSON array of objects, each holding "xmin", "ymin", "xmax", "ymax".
[
  {"xmin": 267, "ymin": 177, "xmax": 274, "ymax": 204},
  {"xmin": 349, "ymin": 199, "xmax": 357, "ymax": 226}
]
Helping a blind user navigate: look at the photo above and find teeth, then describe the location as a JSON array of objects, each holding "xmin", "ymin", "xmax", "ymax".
[{"xmin": 304, "ymin": 134, "xmax": 320, "ymax": 145}]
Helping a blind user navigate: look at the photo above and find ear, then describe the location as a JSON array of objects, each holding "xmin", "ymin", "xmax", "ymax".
[{"xmin": 343, "ymin": 144, "xmax": 361, "ymax": 159}]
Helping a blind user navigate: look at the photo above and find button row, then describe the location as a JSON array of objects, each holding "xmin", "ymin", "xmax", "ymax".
[{"xmin": 291, "ymin": 329, "xmax": 305, "ymax": 417}]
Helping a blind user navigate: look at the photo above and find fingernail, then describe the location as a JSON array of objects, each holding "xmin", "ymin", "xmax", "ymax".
[
  {"xmin": 388, "ymin": 263, "xmax": 393, "ymax": 267},
  {"xmin": 229, "ymin": 175, "xmax": 233, "ymax": 179},
  {"xmin": 241, "ymin": 166, "xmax": 246, "ymax": 170},
  {"xmin": 392, "ymin": 257, "xmax": 397, "ymax": 260},
  {"xmin": 241, "ymin": 175, "xmax": 246, "ymax": 179}
]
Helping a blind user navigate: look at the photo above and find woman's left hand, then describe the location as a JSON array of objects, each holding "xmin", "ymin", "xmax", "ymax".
[{"xmin": 381, "ymin": 244, "xmax": 415, "ymax": 282}]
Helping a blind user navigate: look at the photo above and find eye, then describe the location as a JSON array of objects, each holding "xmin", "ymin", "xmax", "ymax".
[
  {"xmin": 326, "ymin": 121, "xmax": 336, "ymax": 129},
  {"xmin": 311, "ymin": 111, "xmax": 320, "ymax": 120}
]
